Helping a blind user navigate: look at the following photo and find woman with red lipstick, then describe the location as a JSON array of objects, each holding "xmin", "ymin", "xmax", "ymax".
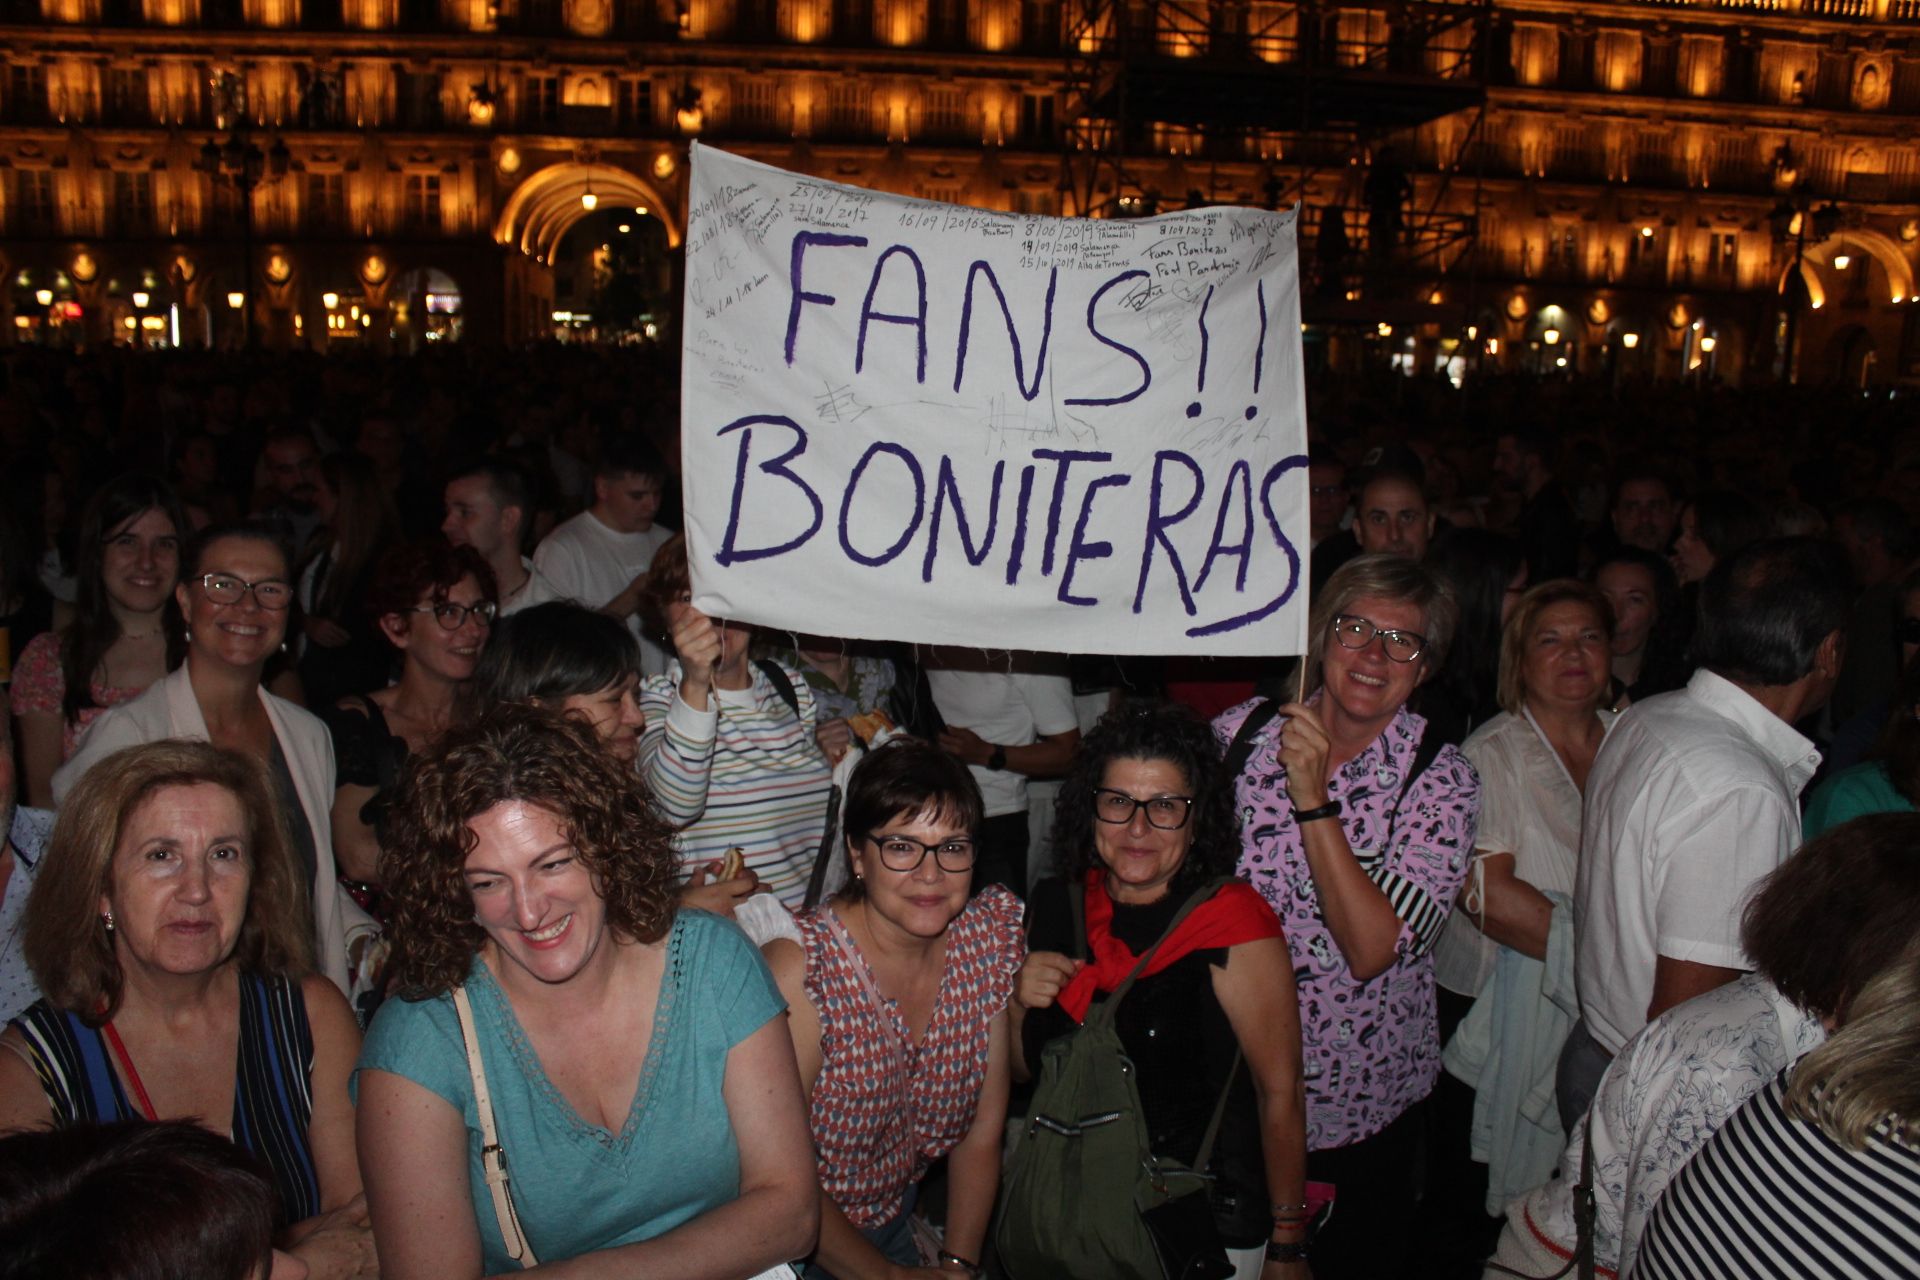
[
  {"xmin": 357, "ymin": 706, "xmax": 817, "ymax": 1279},
  {"xmin": 1014, "ymin": 702, "xmax": 1307, "ymax": 1280},
  {"xmin": 762, "ymin": 738, "xmax": 1023, "ymax": 1280},
  {"xmin": 52, "ymin": 525, "xmax": 367, "ymax": 996},
  {"xmin": 1423, "ymin": 579, "xmax": 1615, "ymax": 1266},
  {"xmin": 0, "ymin": 740, "xmax": 375, "ymax": 1280},
  {"xmin": 11, "ymin": 474, "xmax": 190, "ymax": 807},
  {"xmin": 323, "ymin": 542, "xmax": 498, "ymax": 897},
  {"xmin": 1213, "ymin": 554, "xmax": 1480, "ymax": 1280}
]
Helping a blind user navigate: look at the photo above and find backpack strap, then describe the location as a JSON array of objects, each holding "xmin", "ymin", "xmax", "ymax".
[
  {"xmin": 1103, "ymin": 877, "xmax": 1234, "ymax": 1011},
  {"xmin": 1382, "ymin": 722, "xmax": 1446, "ymax": 848},
  {"xmin": 801, "ymin": 783, "xmax": 844, "ymax": 911},
  {"xmin": 1221, "ymin": 698, "xmax": 1283, "ymax": 785},
  {"xmin": 1068, "ymin": 878, "xmax": 1088, "ymax": 963},
  {"xmin": 754, "ymin": 658, "xmax": 802, "ymax": 721},
  {"xmin": 1193, "ymin": 1047, "xmax": 1243, "ymax": 1170}
]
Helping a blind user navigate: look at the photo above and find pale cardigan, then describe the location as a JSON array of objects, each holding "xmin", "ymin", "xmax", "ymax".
[{"xmin": 51, "ymin": 664, "xmax": 363, "ymax": 994}]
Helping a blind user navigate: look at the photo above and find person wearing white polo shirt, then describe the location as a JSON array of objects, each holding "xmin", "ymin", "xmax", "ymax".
[
  {"xmin": 1564, "ymin": 537, "xmax": 1849, "ymax": 1129},
  {"xmin": 924, "ymin": 650, "xmax": 1079, "ymax": 895}
]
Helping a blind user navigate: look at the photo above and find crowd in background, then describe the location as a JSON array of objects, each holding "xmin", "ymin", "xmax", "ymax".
[{"xmin": 1, "ymin": 340, "xmax": 1918, "ymax": 1280}]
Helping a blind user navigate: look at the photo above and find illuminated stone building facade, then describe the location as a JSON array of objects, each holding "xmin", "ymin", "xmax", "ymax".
[{"xmin": 1, "ymin": 0, "xmax": 1916, "ymax": 382}]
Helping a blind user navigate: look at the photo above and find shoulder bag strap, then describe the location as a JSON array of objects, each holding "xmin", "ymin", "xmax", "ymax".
[
  {"xmin": 1382, "ymin": 724, "xmax": 1447, "ymax": 848},
  {"xmin": 1481, "ymin": 1105, "xmax": 1595, "ymax": 1280},
  {"xmin": 802, "ymin": 783, "xmax": 844, "ymax": 911},
  {"xmin": 452, "ymin": 986, "xmax": 539, "ymax": 1268},
  {"xmin": 1221, "ymin": 699, "xmax": 1283, "ymax": 787},
  {"xmin": 754, "ymin": 658, "xmax": 802, "ymax": 721},
  {"xmin": 1102, "ymin": 877, "xmax": 1233, "ymax": 1012},
  {"xmin": 1192, "ymin": 1046, "xmax": 1243, "ymax": 1171}
]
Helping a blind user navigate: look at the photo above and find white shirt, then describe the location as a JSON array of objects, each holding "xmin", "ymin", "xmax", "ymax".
[
  {"xmin": 531, "ymin": 512, "xmax": 672, "ymax": 675},
  {"xmin": 1502, "ymin": 974, "xmax": 1825, "ymax": 1277},
  {"xmin": 1434, "ymin": 706, "xmax": 1615, "ymax": 998},
  {"xmin": 924, "ymin": 658, "xmax": 1077, "ymax": 818},
  {"xmin": 499, "ymin": 555, "xmax": 565, "ymax": 617},
  {"xmin": 1572, "ymin": 670, "xmax": 1820, "ymax": 1054}
]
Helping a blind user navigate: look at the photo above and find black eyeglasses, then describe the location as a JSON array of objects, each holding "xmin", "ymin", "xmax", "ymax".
[
  {"xmin": 199, "ymin": 573, "xmax": 293, "ymax": 610},
  {"xmin": 1330, "ymin": 614, "xmax": 1425, "ymax": 663},
  {"xmin": 408, "ymin": 600, "xmax": 498, "ymax": 630},
  {"xmin": 866, "ymin": 833, "xmax": 976, "ymax": 873},
  {"xmin": 1091, "ymin": 788, "xmax": 1195, "ymax": 830}
]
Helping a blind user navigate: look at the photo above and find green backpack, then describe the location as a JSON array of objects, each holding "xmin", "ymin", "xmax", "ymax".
[{"xmin": 994, "ymin": 879, "xmax": 1236, "ymax": 1280}]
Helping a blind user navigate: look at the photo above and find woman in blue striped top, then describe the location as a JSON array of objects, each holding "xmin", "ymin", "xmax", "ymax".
[{"xmin": 0, "ymin": 740, "xmax": 372, "ymax": 1279}]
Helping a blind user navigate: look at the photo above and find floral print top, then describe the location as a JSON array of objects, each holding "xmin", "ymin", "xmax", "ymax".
[
  {"xmin": 8, "ymin": 630, "xmax": 146, "ymax": 761},
  {"xmin": 1214, "ymin": 697, "xmax": 1479, "ymax": 1150}
]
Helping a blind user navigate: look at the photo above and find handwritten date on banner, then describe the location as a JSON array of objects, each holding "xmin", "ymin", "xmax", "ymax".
[{"xmin": 679, "ymin": 144, "xmax": 1310, "ymax": 658}]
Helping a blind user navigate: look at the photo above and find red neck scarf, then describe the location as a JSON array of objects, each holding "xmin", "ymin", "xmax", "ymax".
[{"xmin": 1056, "ymin": 871, "xmax": 1282, "ymax": 1023}]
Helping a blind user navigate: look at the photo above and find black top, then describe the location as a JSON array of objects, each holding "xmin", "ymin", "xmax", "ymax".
[{"xmin": 1022, "ymin": 877, "xmax": 1269, "ymax": 1244}]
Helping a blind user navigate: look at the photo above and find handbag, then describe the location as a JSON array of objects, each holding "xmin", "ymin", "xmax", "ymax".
[
  {"xmin": 1483, "ymin": 1108, "xmax": 1598, "ymax": 1280},
  {"xmin": 452, "ymin": 985, "xmax": 540, "ymax": 1268},
  {"xmin": 1138, "ymin": 1047, "xmax": 1240, "ymax": 1280}
]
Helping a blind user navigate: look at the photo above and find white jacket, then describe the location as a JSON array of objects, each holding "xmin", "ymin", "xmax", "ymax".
[{"xmin": 52, "ymin": 664, "xmax": 364, "ymax": 994}]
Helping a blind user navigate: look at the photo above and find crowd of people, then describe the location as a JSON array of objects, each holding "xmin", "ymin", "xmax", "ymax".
[{"xmin": 2, "ymin": 342, "xmax": 1919, "ymax": 1280}]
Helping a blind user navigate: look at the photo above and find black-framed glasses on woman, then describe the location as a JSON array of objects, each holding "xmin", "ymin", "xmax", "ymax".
[
  {"xmin": 1091, "ymin": 789, "xmax": 1195, "ymax": 830},
  {"xmin": 1330, "ymin": 613, "xmax": 1425, "ymax": 663},
  {"xmin": 408, "ymin": 600, "xmax": 498, "ymax": 630},
  {"xmin": 866, "ymin": 833, "xmax": 977, "ymax": 873},
  {"xmin": 199, "ymin": 573, "xmax": 293, "ymax": 610}
]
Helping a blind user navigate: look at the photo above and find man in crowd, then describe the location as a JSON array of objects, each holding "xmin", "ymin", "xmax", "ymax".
[
  {"xmin": 532, "ymin": 438, "xmax": 674, "ymax": 675},
  {"xmin": 1565, "ymin": 536, "xmax": 1849, "ymax": 1126},
  {"xmin": 1610, "ymin": 469, "xmax": 1679, "ymax": 553},
  {"xmin": 1353, "ymin": 465, "xmax": 1435, "ymax": 562},
  {"xmin": 442, "ymin": 460, "xmax": 563, "ymax": 616},
  {"xmin": 1492, "ymin": 426, "xmax": 1580, "ymax": 580},
  {"xmin": 254, "ymin": 426, "xmax": 324, "ymax": 555},
  {"xmin": 924, "ymin": 649, "xmax": 1080, "ymax": 895}
]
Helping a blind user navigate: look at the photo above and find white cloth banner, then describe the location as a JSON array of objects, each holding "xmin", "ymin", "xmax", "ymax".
[{"xmin": 681, "ymin": 144, "xmax": 1310, "ymax": 656}]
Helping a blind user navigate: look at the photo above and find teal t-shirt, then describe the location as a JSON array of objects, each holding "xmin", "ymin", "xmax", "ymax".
[
  {"xmin": 354, "ymin": 910, "xmax": 784, "ymax": 1271},
  {"xmin": 1801, "ymin": 761, "xmax": 1915, "ymax": 842}
]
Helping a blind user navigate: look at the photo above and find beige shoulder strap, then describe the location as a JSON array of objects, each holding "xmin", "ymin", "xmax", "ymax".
[{"xmin": 452, "ymin": 985, "xmax": 539, "ymax": 1267}]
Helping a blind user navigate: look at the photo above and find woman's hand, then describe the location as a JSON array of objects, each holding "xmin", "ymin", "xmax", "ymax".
[
  {"xmin": 304, "ymin": 616, "xmax": 351, "ymax": 648},
  {"xmin": 1014, "ymin": 951, "xmax": 1084, "ymax": 1011},
  {"xmin": 681, "ymin": 863, "xmax": 761, "ymax": 917},
  {"xmin": 672, "ymin": 605, "xmax": 724, "ymax": 702},
  {"xmin": 816, "ymin": 717, "xmax": 854, "ymax": 764},
  {"xmin": 284, "ymin": 1193, "xmax": 377, "ymax": 1280},
  {"xmin": 1274, "ymin": 702, "xmax": 1332, "ymax": 809}
]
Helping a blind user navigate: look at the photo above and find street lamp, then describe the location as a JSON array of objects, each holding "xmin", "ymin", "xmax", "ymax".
[
  {"xmin": 1767, "ymin": 175, "xmax": 1842, "ymax": 384},
  {"xmin": 197, "ymin": 72, "xmax": 291, "ymax": 348}
]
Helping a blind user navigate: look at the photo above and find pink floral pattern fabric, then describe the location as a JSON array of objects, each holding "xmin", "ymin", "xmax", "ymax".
[
  {"xmin": 1214, "ymin": 697, "xmax": 1479, "ymax": 1150},
  {"xmin": 7, "ymin": 631, "xmax": 145, "ymax": 761},
  {"xmin": 798, "ymin": 885, "xmax": 1025, "ymax": 1228}
]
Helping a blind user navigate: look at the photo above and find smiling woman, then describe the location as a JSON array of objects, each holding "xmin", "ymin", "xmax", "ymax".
[{"xmin": 356, "ymin": 704, "xmax": 817, "ymax": 1279}]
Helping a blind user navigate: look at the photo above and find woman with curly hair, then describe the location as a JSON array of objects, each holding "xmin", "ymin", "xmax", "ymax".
[
  {"xmin": 1011, "ymin": 701, "xmax": 1308, "ymax": 1280},
  {"xmin": 353, "ymin": 704, "xmax": 817, "ymax": 1278}
]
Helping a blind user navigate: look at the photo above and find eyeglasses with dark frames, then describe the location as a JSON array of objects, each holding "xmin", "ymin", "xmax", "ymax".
[
  {"xmin": 199, "ymin": 573, "xmax": 293, "ymax": 611},
  {"xmin": 866, "ymin": 832, "xmax": 977, "ymax": 874},
  {"xmin": 408, "ymin": 600, "xmax": 498, "ymax": 630},
  {"xmin": 1091, "ymin": 788, "xmax": 1195, "ymax": 830},
  {"xmin": 1330, "ymin": 613, "xmax": 1425, "ymax": 664}
]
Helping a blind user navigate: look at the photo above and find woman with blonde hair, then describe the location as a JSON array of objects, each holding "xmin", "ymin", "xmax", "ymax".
[
  {"xmin": 0, "ymin": 740, "xmax": 372, "ymax": 1280},
  {"xmin": 1633, "ymin": 937, "xmax": 1920, "ymax": 1279}
]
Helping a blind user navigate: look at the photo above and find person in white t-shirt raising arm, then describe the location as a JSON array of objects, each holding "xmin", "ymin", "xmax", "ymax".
[{"xmin": 531, "ymin": 437, "xmax": 674, "ymax": 675}]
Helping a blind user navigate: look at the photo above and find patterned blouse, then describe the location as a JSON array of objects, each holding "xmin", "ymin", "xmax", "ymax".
[
  {"xmin": 798, "ymin": 886, "xmax": 1025, "ymax": 1228},
  {"xmin": 7, "ymin": 630, "xmax": 146, "ymax": 761},
  {"xmin": 1214, "ymin": 697, "xmax": 1479, "ymax": 1150}
]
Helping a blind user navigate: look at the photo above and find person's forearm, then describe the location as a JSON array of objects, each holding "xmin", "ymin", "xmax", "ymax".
[
  {"xmin": 638, "ymin": 694, "xmax": 717, "ymax": 825},
  {"xmin": 1006, "ymin": 1002, "xmax": 1033, "ymax": 1082},
  {"xmin": 1004, "ymin": 737, "xmax": 1073, "ymax": 779},
  {"xmin": 806, "ymin": 1192, "xmax": 900, "ymax": 1280},
  {"xmin": 1298, "ymin": 821, "xmax": 1401, "ymax": 979},
  {"xmin": 1477, "ymin": 871, "xmax": 1553, "ymax": 961},
  {"xmin": 1256, "ymin": 1082, "xmax": 1309, "ymax": 1240},
  {"xmin": 515, "ymin": 1181, "xmax": 817, "ymax": 1280},
  {"xmin": 941, "ymin": 1133, "xmax": 1000, "ymax": 1266}
]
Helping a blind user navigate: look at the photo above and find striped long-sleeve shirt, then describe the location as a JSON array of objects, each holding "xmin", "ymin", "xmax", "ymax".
[{"xmin": 640, "ymin": 660, "xmax": 834, "ymax": 907}]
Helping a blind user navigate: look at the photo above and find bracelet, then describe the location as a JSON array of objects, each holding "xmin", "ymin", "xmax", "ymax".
[
  {"xmin": 1265, "ymin": 1239, "xmax": 1310, "ymax": 1263},
  {"xmin": 985, "ymin": 745, "xmax": 1008, "ymax": 771},
  {"xmin": 938, "ymin": 1249, "xmax": 980, "ymax": 1272},
  {"xmin": 1270, "ymin": 1201, "xmax": 1308, "ymax": 1217},
  {"xmin": 1293, "ymin": 800, "xmax": 1340, "ymax": 824}
]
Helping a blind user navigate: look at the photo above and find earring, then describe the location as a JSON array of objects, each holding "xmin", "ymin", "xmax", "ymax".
[
  {"xmin": 279, "ymin": 640, "xmax": 289, "ymax": 654},
  {"xmin": 102, "ymin": 909, "xmax": 115, "ymax": 933},
  {"xmin": 184, "ymin": 627, "xmax": 193, "ymax": 643}
]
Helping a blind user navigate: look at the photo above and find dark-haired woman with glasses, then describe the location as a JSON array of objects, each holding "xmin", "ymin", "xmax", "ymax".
[
  {"xmin": 1014, "ymin": 700, "xmax": 1307, "ymax": 1280},
  {"xmin": 53, "ymin": 523, "xmax": 371, "ymax": 996},
  {"xmin": 762, "ymin": 738, "xmax": 1024, "ymax": 1280},
  {"xmin": 322, "ymin": 543, "xmax": 498, "ymax": 899},
  {"xmin": 1213, "ymin": 554, "xmax": 1480, "ymax": 1280}
]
